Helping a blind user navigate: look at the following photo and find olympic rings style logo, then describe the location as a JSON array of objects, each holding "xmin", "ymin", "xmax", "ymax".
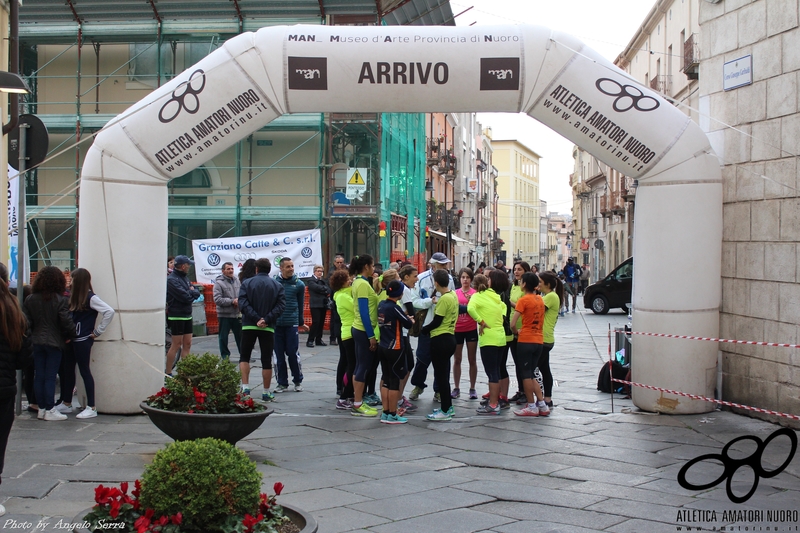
[
  {"xmin": 595, "ymin": 78, "xmax": 660, "ymax": 113},
  {"xmin": 158, "ymin": 69, "xmax": 206, "ymax": 123},
  {"xmin": 234, "ymin": 252, "xmax": 257, "ymax": 262},
  {"xmin": 677, "ymin": 427, "xmax": 797, "ymax": 504}
]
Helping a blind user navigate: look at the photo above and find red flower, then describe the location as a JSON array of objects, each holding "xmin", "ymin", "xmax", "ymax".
[
  {"xmin": 120, "ymin": 481, "xmax": 128, "ymax": 495},
  {"xmin": 242, "ymin": 513, "xmax": 264, "ymax": 533},
  {"xmin": 156, "ymin": 515, "xmax": 169, "ymax": 526},
  {"xmin": 154, "ymin": 387, "xmax": 171, "ymax": 398},
  {"xmin": 94, "ymin": 485, "xmax": 121, "ymax": 505},
  {"xmin": 170, "ymin": 512, "xmax": 182, "ymax": 525},
  {"xmin": 192, "ymin": 387, "xmax": 207, "ymax": 405},
  {"xmin": 132, "ymin": 479, "xmax": 141, "ymax": 498},
  {"xmin": 273, "ymin": 482, "xmax": 284, "ymax": 496},
  {"xmin": 109, "ymin": 499, "xmax": 122, "ymax": 519}
]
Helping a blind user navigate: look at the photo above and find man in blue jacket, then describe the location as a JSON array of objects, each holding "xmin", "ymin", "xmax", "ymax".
[
  {"xmin": 273, "ymin": 257, "xmax": 306, "ymax": 392},
  {"xmin": 165, "ymin": 255, "xmax": 201, "ymax": 375},
  {"xmin": 238, "ymin": 258, "xmax": 285, "ymax": 401}
]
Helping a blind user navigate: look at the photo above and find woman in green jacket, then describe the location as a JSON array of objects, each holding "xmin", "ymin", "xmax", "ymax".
[
  {"xmin": 331, "ymin": 270, "xmax": 355, "ymax": 410},
  {"xmin": 468, "ymin": 270, "xmax": 510, "ymax": 415}
]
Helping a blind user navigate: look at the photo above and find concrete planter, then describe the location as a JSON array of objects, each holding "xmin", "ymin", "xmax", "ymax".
[
  {"xmin": 139, "ymin": 401, "xmax": 272, "ymax": 444},
  {"xmin": 72, "ymin": 503, "xmax": 317, "ymax": 533}
]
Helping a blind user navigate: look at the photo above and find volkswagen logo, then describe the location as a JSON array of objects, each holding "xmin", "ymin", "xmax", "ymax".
[
  {"xmin": 207, "ymin": 253, "xmax": 221, "ymax": 267},
  {"xmin": 595, "ymin": 78, "xmax": 660, "ymax": 113},
  {"xmin": 158, "ymin": 69, "xmax": 206, "ymax": 123},
  {"xmin": 234, "ymin": 252, "xmax": 257, "ymax": 262},
  {"xmin": 301, "ymin": 247, "xmax": 313, "ymax": 259}
]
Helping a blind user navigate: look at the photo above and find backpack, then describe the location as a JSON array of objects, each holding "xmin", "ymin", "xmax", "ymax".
[{"xmin": 597, "ymin": 361, "xmax": 628, "ymax": 393}]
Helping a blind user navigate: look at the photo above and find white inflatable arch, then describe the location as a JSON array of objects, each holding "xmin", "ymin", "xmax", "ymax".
[{"xmin": 79, "ymin": 25, "xmax": 721, "ymax": 414}]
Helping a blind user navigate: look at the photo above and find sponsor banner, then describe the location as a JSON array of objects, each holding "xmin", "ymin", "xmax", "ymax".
[
  {"xmin": 119, "ymin": 48, "xmax": 280, "ymax": 179},
  {"xmin": 529, "ymin": 52, "xmax": 688, "ymax": 179},
  {"xmin": 282, "ymin": 25, "xmax": 523, "ymax": 113},
  {"xmin": 7, "ymin": 166, "xmax": 29, "ymax": 288},
  {"xmin": 191, "ymin": 229, "xmax": 322, "ymax": 284}
]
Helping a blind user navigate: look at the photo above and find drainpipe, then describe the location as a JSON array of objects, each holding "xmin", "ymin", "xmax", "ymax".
[{"xmin": 3, "ymin": 0, "xmax": 20, "ymax": 135}]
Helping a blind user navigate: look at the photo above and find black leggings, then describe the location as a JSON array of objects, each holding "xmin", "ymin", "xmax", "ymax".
[
  {"xmin": 508, "ymin": 338, "xmax": 524, "ymax": 392},
  {"xmin": 338, "ymin": 337, "xmax": 356, "ymax": 400},
  {"xmin": 540, "ymin": 343, "xmax": 554, "ymax": 397},
  {"xmin": 499, "ymin": 342, "xmax": 510, "ymax": 380},
  {"xmin": 430, "ymin": 334, "xmax": 456, "ymax": 413},
  {"xmin": 379, "ymin": 346, "xmax": 405, "ymax": 391},
  {"xmin": 60, "ymin": 340, "xmax": 96, "ymax": 407}
]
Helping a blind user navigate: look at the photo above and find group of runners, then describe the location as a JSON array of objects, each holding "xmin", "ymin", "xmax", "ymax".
[{"xmin": 330, "ymin": 253, "xmax": 564, "ymax": 424}]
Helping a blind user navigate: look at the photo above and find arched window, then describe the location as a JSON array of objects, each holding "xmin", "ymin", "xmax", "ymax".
[{"xmin": 169, "ymin": 167, "xmax": 211, "ymax": 188}]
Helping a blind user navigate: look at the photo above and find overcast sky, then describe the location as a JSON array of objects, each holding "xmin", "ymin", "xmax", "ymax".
[{"xmin": 452, "ymin": 0, "xmax": 657, "ymax": 215}]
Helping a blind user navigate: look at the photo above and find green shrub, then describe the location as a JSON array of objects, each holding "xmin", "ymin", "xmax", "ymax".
[
  {"xmin": 139, "ymin": 438, "xmax": 262, "ymax": 532},
  {"xmin": 146, "ymin": 353, "xmax": 262, "ymax": 413}
]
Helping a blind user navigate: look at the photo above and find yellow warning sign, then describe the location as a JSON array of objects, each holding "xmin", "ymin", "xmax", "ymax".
[{"xmin": 348, "ymin": 169, "xmax": 366, "ymax": 185}]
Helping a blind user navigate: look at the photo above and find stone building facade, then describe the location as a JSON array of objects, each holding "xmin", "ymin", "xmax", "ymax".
[{"xmin": 700, "ymin": 0, "xmax": 800, "ymax": 425}]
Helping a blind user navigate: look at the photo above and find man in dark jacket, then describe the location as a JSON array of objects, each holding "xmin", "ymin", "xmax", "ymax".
[
  {"xmin": 165, "ymin": 255, "xmax": 200, "ymax": 374},
  {"xmin": 305, "ymin": 265, "xmax": 331, "ymax": 348},
  {"xmin": 273, "ymin": 257, "xmax": 305, "ymax": 392},
  {"xmin": 213, "ymin": 262, "xmax": 242, "ymax": 360},
  {"xmin": 238, "ymin": 258, "xmax": 285, "ymax": 401}
]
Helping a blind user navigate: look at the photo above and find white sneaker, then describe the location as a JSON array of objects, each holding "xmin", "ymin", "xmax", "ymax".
[
  {"xmin": 55, "ymin": 403, "xmax": 73, "ymax": 414},
  {"xmin": 37, "ymin": 409, "xmax": 45, "ymax": 420},
  {"xmin": 76, "ymin": 407, "xmax": 97, "ymax": 419},
  {"xmin": 0, "ymin": 503, "xmax": 5, "ymax": 516},
  {"xmin": 44, "ymin": 408, "xmax": 67, "ymax": 421},
  {"xmin": 294, "ymin": 384, "xmax": 304, "ymax": 392}
]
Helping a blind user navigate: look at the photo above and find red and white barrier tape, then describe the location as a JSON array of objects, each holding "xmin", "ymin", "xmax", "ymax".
[
  {"xmin": 610, "ymin": 377, "xmax": 800, "ymax": 421},
  {"xmin": 627, "ymin": 330, "xmax": 800, "ymax": 349}
]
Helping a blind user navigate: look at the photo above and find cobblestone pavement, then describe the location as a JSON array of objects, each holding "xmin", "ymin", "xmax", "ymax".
[{"xmin": 2, "ymin": 304, "xmax": 799, "ymax": 533}]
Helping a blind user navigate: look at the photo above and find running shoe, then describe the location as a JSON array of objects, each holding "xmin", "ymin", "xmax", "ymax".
[
  {"xmin": 513, "ymin": 406, "xmax": 540, "ymax": 417},
  {"xmin": 469, "ymin": 389, "xmax": 478, "ymax": 400},
  {"xmin": 76, "ymin": 407, "xmax": 97, "ymax": 419},
  {"xmin": 537, "ymin": 402, "xmax": 551, "ymax": 417},
  {"xmin": 274, "ymin": 384, "xmax": 288, "ymax": 393},
  {"xmin": 365, "ymin": 393, "xmax": 382, "ymax": 406},
  {"xmin": 545, "ymin": 401, "xmax": 554, "ymax": 409},
  {"xmin": 409, "ymin": 386, "xmax": 424, "ymax": 401},
  {"xmin": 433, "ymin": 392, "xmax": 441, "ymax": 403},
  {"xmin": 396, "ymin": 407, "xmax": 407, "ymax": 417},
  {"xmin": 351, "ymin": 403, "xmax": 379, "ymax": 417},
  {"xmin": 509, "ymin": 391, "xmax": 524, "ymax": 403},
  {"xmin": 241, "ymin": 387, "xmax": 251, "ymax": 396},
  {"xmin": 398, "ymin": 396, "xmax": 417, "ymax": 411},
  {"xmin": 451, "ymin": 388, "xmax": 460, "ymax": 399},
  {"xmin": 572, "ymin": 309, "xmax": 576, "ymax": 314},
  {"xmin": 383, "ymin": 414, "xmax": 408, "ymax": 424},
  {"xmin": 55, "ymin": 403, "xmax": 73, "ymax": 414},
  {"xmin": 475, "ymin": 404, "xmax": 500, "ymax": 415},
  {"xmin": 294, "ymin": 384, "xmax": 304, "ymax": 392},
  {"xmin": 380, "ymin": 412, "xmax": 390, "ymax": 423},
  {"xmin": 262, "ymin": 391, "xmax": 275, "ymax": 402},
  {"xmin": 426, "ymin": 408, "xmax": 452, "ymax": 421},
  {"xmin": 482, "ymin": 391, "xmax": 490, "ymax": 399},
  {"xmin": 499, "ymin": 398, "xmax": 511, "ymax": 410},
  {"xmin": 336, "ymin": 399, "xmax": 352, "ymax": 410}
]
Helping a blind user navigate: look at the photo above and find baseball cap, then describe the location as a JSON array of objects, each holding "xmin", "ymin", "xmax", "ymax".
[
  {"xmin": 430, "ymin": 252, "xmax": 450, "ymax": 264},
  {"xmin": 386, "ymin": 280, "xmax": 405, "ymax": 298},
  {"xmin": 174, "ymin": 255, "xmax": 194, "ymax": 267}
]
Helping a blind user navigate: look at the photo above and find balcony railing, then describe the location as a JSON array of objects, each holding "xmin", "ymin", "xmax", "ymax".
[
  {"xmin": 649, "ymin": 74, "xmax": 672, "ymax": 95},
  {"xmin": 610, "ymin": 191, "xmax": 625, "ymax": 214},
  {"xmin": 683, "ymin": 33, "xmax": 700, "ymax": 80},
  {"xmin": 600, "ymin": 195, "xmax": 609, "ymax": 216}
]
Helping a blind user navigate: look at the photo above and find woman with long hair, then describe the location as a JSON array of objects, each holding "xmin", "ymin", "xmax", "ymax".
[
  {"xmin": 363, "ymin": 269, "xmax": 398, "ymax": 406},
  {"xmin": 509, "ymin": 272, "xmax": 549, "ymax": 417},
  {"xmin": 468, "ymin": 271, "xmax": 509, "ymax": 415},
  {"xmin": 238, "ymin": 258, "xmax": 257, "ymax": 283},
  {"xmin": 452, "ymin": 267, "xmax": 478, "ymax": 400},
  {"xmin": 331, "ymin": 270, "xmax": 355, "ymax": 410},
  {"xmin": 56, "ymin": 268, "xmax": 115, "ymax": 418},
  {"xmin": 23, "ymin": 266, "xmax": 74, "ymax": 421},
  {"xmin": 349, "ymin": 255, "xmax": 380, "ymax": 417},
  {"xmin": 508, "ymin": 261, "xmax": 531, "ymax": 404},
  {"xmin": 0, "ymin": 266, "xmax": 32, "ymax": 513},
  {"xmin": 538, "ymin": 271, "xmax": 564, "ymax": 408}
]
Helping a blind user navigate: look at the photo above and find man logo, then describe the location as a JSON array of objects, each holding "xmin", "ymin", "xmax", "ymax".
[
  {"xmin": 273, "ymin": 256, "xmax": 284, "ymax": 268},
  {"xmin": 207, "ymin": 253, "xmax": 221, "ymax": 267},
  {"xmin": 288, "ymin": 57, "xmax": 328, "ymax": 90},
  {"xmin": 301, "ymin": 247, "xmax": 313, "ymax": 259},
  {"xmin": 480, "ymin": 58, "xmax": 520, "ymax": 91}
]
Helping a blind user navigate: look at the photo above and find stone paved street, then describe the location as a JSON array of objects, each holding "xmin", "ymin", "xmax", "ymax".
[{"xmin": 2, "ymin": 304, "xmax": 799, "ymax": 532}]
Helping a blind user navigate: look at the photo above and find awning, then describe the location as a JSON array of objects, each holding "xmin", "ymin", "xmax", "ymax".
[{"xmin": 429, "ymin": 229, "xmax": 471, "ymax": 244}]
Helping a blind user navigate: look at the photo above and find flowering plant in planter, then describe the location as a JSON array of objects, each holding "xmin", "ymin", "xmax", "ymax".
[
  {"xmin": 83, "ymin": 439, "xmax": 292, "ymax": 533},
  {"xmin": 145, "ymin": 353, "xmax": 264, "ymax": 413}
]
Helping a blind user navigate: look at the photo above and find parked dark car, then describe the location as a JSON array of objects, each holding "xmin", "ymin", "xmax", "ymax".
[{"xmin": 583, "ymin": 257, "xmax": 632, "ymax": 315}]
